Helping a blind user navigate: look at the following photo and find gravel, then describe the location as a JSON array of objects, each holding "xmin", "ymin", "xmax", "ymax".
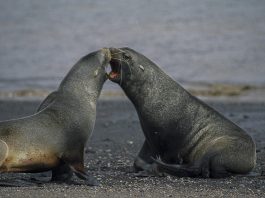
[{"xmin": 0, "ymin": 99, "xmax": 264, "ymax": 197}]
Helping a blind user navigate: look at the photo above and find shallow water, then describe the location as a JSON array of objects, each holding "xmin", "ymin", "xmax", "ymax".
[{"xmin": 0, "ymin": 0, "xmax": 265, "ymax": 91}]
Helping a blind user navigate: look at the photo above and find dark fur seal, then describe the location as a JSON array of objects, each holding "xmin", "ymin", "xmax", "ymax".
[
  {"xmin": 0, "ymin": 49, "xmax": 111, "ymax": 186},
  {"xmin": 107, "ymin": 47, "xmax": 256, "ymax": 178}
]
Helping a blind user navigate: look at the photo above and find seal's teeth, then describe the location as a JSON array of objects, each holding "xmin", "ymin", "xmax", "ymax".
[{"xmin": 105, "ymin": 64, "xmax": 112, "ymax": 75}]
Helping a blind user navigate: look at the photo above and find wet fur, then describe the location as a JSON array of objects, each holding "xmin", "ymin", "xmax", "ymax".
[
  {"xmin": 0, "ymin": 49, "xmax": 110, "ymax": 186},
  {"xmin": 108, "ymin": 47, "xmax": 256, "ymax": 178}
]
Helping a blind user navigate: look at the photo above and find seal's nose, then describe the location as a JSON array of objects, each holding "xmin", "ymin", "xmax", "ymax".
[
  {"xmin": 109, "ymin": 47, "xmax": 118, "ymax": 53},
  {"xmin": 109, "ymin": 47, "xmax": 123, "ymax": 58}
]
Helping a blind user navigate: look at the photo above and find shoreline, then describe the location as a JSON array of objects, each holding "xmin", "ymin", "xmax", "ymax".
[{"xmin": 0, "ymin": 83, "xmax": 264, "ymax": 103}]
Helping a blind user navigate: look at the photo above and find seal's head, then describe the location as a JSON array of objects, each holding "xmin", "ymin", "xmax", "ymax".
[
  {"xmin": 84, "ymin": 48, "xmax": 111, "ymax": 81},
  {"xmin": 71, "ymin": 48, "xmax": 111, "ymax": 82},
  {"xmin": 91, "ymin": 48, "xmax": 111, "ymax": 82},
  {"xmin": 60, "ymin": 48, "xmax": 111, "ymax": 95},
  {"xmin": 108, "ymin": 47, "xmax": 149, "ymax": 86}
]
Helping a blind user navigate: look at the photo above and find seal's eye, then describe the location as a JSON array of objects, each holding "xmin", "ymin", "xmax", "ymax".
[{"xmin": 123, "ymin": 53, "xmax": 130, "ymax": 60}]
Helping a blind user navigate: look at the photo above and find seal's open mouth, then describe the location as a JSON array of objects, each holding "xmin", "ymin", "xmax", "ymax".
[{"xmin": 108, "ymin": 58, "xmax": 121, "ymax": 82}]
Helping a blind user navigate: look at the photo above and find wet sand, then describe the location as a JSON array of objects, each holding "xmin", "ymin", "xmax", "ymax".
[{"xmin": 0, "ymin": 98, "xmax": 264, "ymax": 197}]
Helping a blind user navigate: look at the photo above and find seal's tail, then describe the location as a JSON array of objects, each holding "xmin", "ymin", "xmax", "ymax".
[
  {"xmin": 152, "ymin": 157, "xmax": 200, "ymax": 177},
  {"xmin": 0, "ymin": 140, "xmax": 8, "ymax": 167}
]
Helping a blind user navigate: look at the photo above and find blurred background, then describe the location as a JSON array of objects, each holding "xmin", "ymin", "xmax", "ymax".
[
  {"xmin": 0, "ymin": 1, "xmax": 265, "ymax": 196},
  {"xmin": 0, "ymin": 0, "xmax": 264, "ymax": 99}
]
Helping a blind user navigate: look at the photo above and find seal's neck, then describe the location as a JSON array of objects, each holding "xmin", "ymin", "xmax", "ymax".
[
  {"xmin": 120, "ymin": 69, "xmax": 160, "ymax": 107},
  {"xmin": 42, "ymin": 51, "xmax": 108, "ymax": 131},
  {"xmin": 121, "ymin": 68, "xmax": 183, "ymax": 108}
]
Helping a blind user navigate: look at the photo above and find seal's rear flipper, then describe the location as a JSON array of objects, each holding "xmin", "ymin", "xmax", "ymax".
[
  {"xmin": 134, "ymin": 140, "xmax": 158, "ymax": 172},
  {"xmin": 133, "ymin": 157, "xmax": 154, "ymax": 173},
  {"xmin": 234, "ymin": 172, "xmax": 261, "ymax": 177},
  {"xmin": 69, "ymin": 164, "xmax": 99, "ymax": 186}
]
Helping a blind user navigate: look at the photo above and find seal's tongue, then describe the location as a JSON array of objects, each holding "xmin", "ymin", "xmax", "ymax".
[
  {"xmin": 108, "ymin": 48, "xmax": 122, "ymax": 81},
  {"xmin": 109, "ymin": 71, "xmax": 119, "ymax": 79}
]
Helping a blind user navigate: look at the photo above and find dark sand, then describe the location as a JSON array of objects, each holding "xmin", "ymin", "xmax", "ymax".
[{"xmin": 0, "ymin": 98, "xmax": 264, "ymax": 197}]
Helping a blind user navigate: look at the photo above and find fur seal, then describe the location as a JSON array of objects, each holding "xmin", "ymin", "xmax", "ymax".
[
  {"xmin": 107, "ymin": 47, "xmax": 256, "ymax": 178},
  {"xmin": 0, "ymin": 48, "xmax": 111, "ymax": 186}
]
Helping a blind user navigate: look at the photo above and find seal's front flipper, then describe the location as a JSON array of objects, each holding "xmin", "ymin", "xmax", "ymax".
[
  {"xmin": 134, "ymin": 157, "xmax": 152, "ymax": 172},
  {"xmin": 51, "ymin": 163, "xmax": 73, "ymax": 182},
  {"xmin": 26, "ymin": 164, "xmax": 74, "ymax": 185},
  {"xmin": 0, "ymin": 178, "xmax": 44, "ymax": 187},
  {"xmin": 133, "ymin": 157, "xmax": 164, "ymax": 176},
  {"xmin": 133, "ymin": 157, "xmax": 166, "ymax": 177},
  {"xmin": 69, "ymin": 164, "xmax": 99, "ymax": 186},
  {"xmin": 29, "ymin": 172, "xmax": 51, "ymax": 183},
  {"xmin": 152, "ymin": 157, "xmax": 201, "ymax": 177},
  {"xmin": 134, "ymin": 140, "xmax": 157, "ymax": 172}
]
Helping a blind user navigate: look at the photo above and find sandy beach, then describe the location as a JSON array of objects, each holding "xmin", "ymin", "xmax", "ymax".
[{"xmin": 0, "ymin": 98, "xmax": 264, "ymax": 197}]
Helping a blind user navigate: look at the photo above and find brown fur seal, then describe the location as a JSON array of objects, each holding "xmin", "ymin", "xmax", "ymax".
[
  {"xmin": 0, "ymin": 48, "xmax": 111, "ymax": 186},
  {"xmin": 107, "ymin": 47, "xmax": 256, "ymax": 178}
]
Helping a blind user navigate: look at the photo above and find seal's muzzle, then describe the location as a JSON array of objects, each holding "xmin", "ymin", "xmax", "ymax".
[{"xmin": 108, "ymin": 48, "xmax": 123, "ymax": 83}]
